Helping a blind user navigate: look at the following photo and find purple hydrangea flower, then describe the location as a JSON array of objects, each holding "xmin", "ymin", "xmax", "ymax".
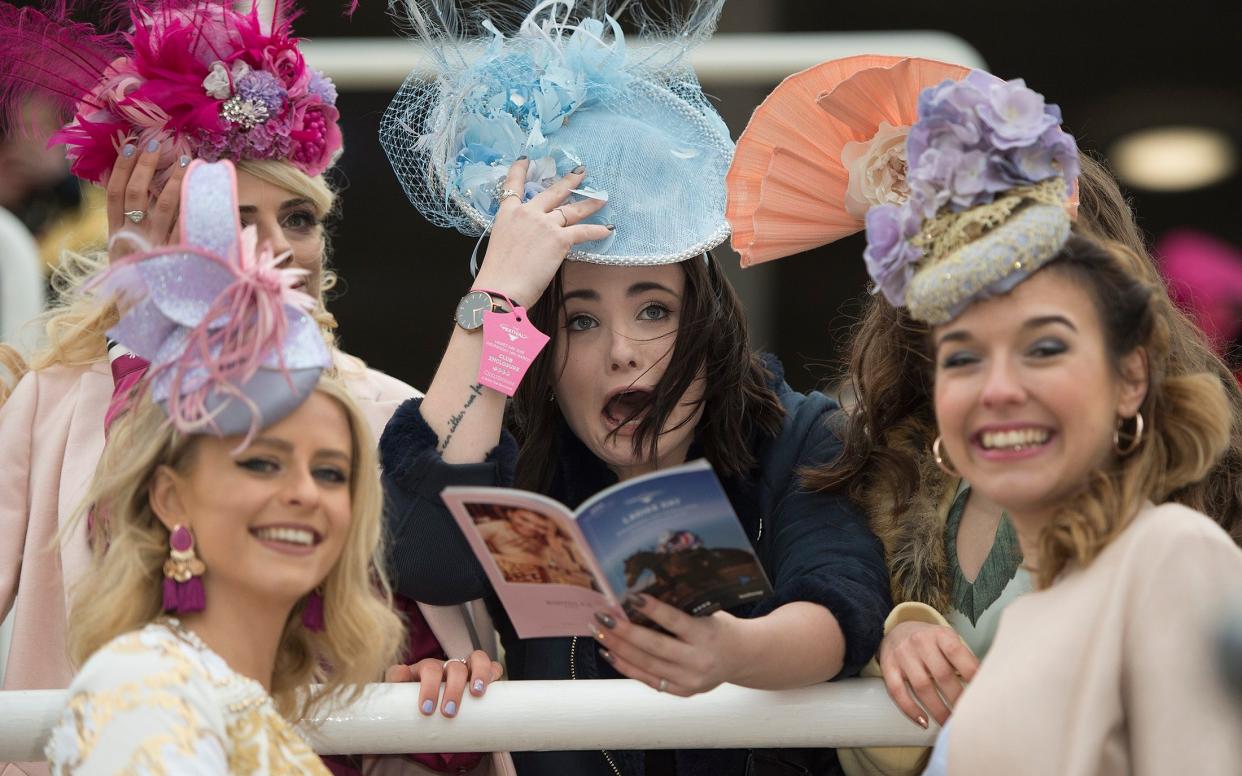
[
  {"xmin": 1042, "ymin": 125, "xmax": 1080, "ymax": 192},
  {"xmin": 903, "ymin": 70, "xmax": 1076, "ymax": 216},
  {"xmin": 237, "ymin": 70, "xmax": 287, "ymax": 115},
  {"xmin": 307, "ymin": 70, "xmax": 338, "ymax": 105},
  {"xmin": 863, "ymin": 203, "xmax": 924, "ymax": 306},
  {"xmin": 974, "ymin": 75, "xmax": 1058, "ymax": 150}
]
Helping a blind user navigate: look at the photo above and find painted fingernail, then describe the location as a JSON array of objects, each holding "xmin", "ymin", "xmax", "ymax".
[
  {"xmin": 590, "ymin": 623, "xmax": 606, "ymax": 642},
  {"xmin": 145, "ymin": 139, "xmax": 159, "ymax": 153},
  {"xmin": 179, "ymin": 155, "xmax": 191, "ymax": 167},
  {"xmin": 916, "ymin": 715, "xmax": 928, "ymax": 729},
  {"xmin": 122, "ymin": 143, "xmax": 137, "ymax": 158},
  {"xmin": 443, "ymin": 700, "xmax": 458, "ymax": 717},
  {"xmin": 599, "ymin": 648, "xmax": 615, "ymax": 663},
  {"xmin": 595, "ymin": 611, "xmax": 616, "ymax": 629},
  {"xmin": 515, "ymin": 155, "xmax": 528, "ymax": 161},
  {"xmin": 625, "ymin": 594, "xmax": 646, "ymax": 609},
  {"xmin": 472, "ymin": 679, "xmax": 485, "ymax": 694},
  {"xmin": 571, "ymin": 165, "xmax": 585, "ymax": 174},
  {"xmin": 421, "ymin": 699, "xmax": 434, "ymax": 715}
]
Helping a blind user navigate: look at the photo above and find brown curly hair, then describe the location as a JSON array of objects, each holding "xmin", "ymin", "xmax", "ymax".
[
  {"xmin": 805, "ymin": 153, "xmax": 1242, "ymax": 608},
  {"xmin": 1030, "ymin": 234, "xmax": 1231, "ymax": 586}
]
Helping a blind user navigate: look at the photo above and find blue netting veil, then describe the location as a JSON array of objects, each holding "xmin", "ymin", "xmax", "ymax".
[{"xmin": 380, "ymin": 0, "xmax": 733, "ymax": 266}]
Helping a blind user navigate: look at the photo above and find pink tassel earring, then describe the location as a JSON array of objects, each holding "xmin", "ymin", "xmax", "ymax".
[
  {"xmin": 301, "ymin": 588, "xmax": 325, "ymax": 632},
  {"xmin": 162, "ymin": 524, "xmax": 206, "ymax": 613}
]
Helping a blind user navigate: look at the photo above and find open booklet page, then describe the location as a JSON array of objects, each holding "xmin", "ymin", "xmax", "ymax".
[
  {"xmin": 441, "ymin": 460, "xmax": 771, "ymax": 639},
  {"xmin": 575, "ymin": 460, "xmax": 772, "ymax": 618},
  {"xmin": 442, "ymin": 490, "xmax": 612, "ymax": 638}
]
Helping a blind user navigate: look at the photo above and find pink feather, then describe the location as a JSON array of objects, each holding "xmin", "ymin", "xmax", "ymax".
[
  {"xmin": 0, "ymin": 4, "xmax": 125, "ymax": 136},
  {"xmin": 2, "ymin": 2, "xmax": 349, "ymax": 184}
]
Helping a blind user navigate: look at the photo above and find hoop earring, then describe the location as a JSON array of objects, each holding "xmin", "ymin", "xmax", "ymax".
[
  {"xmin": 932, "ymin": 436, "xmax": 960, "ymax": 478},
  {"xmin": 1113, "ymin": 411, "xmax": 1145, "ymax": 456}
]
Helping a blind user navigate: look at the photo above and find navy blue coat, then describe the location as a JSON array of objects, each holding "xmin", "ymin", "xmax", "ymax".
[{"xmin": 380, "ymin": 361, "xmax": 890, "ymax": 776}]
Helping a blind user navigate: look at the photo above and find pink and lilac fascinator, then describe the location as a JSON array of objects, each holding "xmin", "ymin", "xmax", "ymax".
[
  {"xmin": 0, "ymin": 1, "xmax": 345, "ymax": 187},
  {"xmin": 92, "ymin": 159, "xmax": 330, "ymax": 442}
]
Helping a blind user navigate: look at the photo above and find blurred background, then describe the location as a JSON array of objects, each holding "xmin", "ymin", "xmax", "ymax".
[{"xmin": 4, "ymin": 0, "xmax": 1241, "ymax": 392}]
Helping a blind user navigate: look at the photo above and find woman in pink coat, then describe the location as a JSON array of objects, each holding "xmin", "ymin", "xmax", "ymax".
[{"xmin": 0, "ymin": 3, "xmax": 511, "ymax": 774}]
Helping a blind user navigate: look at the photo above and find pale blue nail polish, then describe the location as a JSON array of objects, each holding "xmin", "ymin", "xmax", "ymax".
[
  {"xmin": 179, "ymin": 155, "xmax": 191, "ymax": 167},
  {"xmin": 472, "ymin": 680, "xmax": 484, "ymax": 694},
  {"xmin": 145, "ymin": 139, "xmax": 159, "ymax": 153},
  {"xmin": 444, "ymin": 700, "xmax": 457, "ymax": 716},
  {"xmin": 122, "ymin": 144, "xmax": 136, "ymax": 158},
  {"xmin": 421, "ymin": 699, "xmax": 434, "ymax": 714}
]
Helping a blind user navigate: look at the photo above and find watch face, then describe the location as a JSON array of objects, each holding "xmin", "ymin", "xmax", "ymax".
[{"xmin": 455, "ymin": 290, "xmax": 492, "ymax": 330}]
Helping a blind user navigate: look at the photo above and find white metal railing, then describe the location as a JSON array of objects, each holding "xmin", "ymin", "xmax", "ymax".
[
  {"xmin": 1, "ymin": 678, "xmax": 935, "ymax": 762},
  {"xmin": 301, "ymin": 31, "xmax": 987, "ymax": 88}
]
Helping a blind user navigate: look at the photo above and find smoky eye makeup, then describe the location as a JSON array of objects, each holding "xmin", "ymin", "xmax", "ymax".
[
  {"xmin": 1027, "ymin": 336, "xmax": 1069, "ymax": 357},
  {"xmin": 312, "ymin": 465, "xmax": 349, "ymax": 484},
  {"xmin": 637, "ymin": 302, "xmax": 672, "ymax": 321},
  {"xmin": 236, "ymin": 457, "xmax": 279, "ymax": 474},
  {"xmin": 565, "ymin": 312, "xmax": 600, "ymax": 332},
  {"xmin": 280, "ymin": 208, "xmax": 321, "ymax": 232}
]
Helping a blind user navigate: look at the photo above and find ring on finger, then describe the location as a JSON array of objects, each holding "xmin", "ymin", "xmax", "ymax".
[
  {"xmin": 443, "ymin": 657, "xmax": 470, "ymax": 670},
  {"xmin": 124, "ymin": 210, "xmax": 147, "ymax": 224},
  {"xmin": 497, "ymin": 188, "xmax": 521, "ymax": 203},
  {"xmin": 657, "ymin": 678, "xmax": 669, "ymax": 693},
  {"xmin": 555, "ymin": 207, "xmax": 568, "ymax": 227}
]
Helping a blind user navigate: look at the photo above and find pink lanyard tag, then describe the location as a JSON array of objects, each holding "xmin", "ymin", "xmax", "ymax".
[{"xmin": 479, "ymin": 305, "xmax": 550, "ymax": 397}]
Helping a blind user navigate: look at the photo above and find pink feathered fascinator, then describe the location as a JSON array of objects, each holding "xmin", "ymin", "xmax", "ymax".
[
  {"xmin": 91, "ymin": 158, "xmax": 330, "ymax": 443},
  {"xmin": 0, "ymin": 1, "xmax": 344, "ymax": 186}
]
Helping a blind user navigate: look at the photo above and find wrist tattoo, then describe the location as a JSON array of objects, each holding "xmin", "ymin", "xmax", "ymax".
[{"xmin": 438, "ymin": 383, "xmax": 486, "ymax": 454}]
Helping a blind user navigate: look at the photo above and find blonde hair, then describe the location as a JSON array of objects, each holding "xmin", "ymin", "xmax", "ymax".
[
  {"xmin": 67, "ymin": 377, "xmax": 405, "ymax": 720},
  {"xmin": 1035, "ymin": 235, "xmax": 1234, "ymax": 587},
  {"xmin": 0, "ymin": 159, "xmax": 341, "ymax": 405}
]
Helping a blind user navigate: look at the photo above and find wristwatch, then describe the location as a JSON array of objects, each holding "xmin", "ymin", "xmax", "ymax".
[{"xmin": 454, "ymin": 289, "xmax": 516, "ymax": 331}]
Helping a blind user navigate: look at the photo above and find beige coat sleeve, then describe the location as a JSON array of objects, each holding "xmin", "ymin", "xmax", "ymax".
[
  {"xmin": 837, "ymin": 603, "xmax": 951, "ymax": 776},
  {"xmin": 1123, "ymin": 518, "xmax": 1242, "ymax": 776}
]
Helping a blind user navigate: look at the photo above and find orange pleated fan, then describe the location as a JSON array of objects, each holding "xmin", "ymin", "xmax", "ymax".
[{"xmin": 727, "ymin": 55, "xmax": 971, "ymax": 267}]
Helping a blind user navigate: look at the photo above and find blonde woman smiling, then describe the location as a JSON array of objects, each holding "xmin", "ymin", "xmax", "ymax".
[{"xmin": 40, "ymin": 159, "xmax": 444, "ymax": 772}]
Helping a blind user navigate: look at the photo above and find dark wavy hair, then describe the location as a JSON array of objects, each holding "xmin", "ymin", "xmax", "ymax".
[
  {"xmin": 511, "ymin": 253, "xmax": 784, "ymax": 493},
  {"xmin": 805, "ymin": 153, "xmax": 1242, "ymax": 607}
]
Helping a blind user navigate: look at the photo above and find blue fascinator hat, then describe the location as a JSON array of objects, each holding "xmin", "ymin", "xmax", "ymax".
[{"xmin": 381, "ymin": 0, "xmax": 733, "ymax": 266}]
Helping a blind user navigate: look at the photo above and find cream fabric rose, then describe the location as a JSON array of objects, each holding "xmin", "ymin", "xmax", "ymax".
[
  {"xmin": 202, "ymin": 60, "xmax": 250, "ymax": 99},
  {"xmin": 841, "ymin": 121, "xmax": 912, "ymax": 220},
  {"xmin": 202, "ymin": 61, "xmax": 231, "ymax": 99}
]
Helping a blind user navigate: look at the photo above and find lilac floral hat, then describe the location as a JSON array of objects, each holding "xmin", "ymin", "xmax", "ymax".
[{"xmin": 862, "ymin": 70, "xmax": 1080, "ymax": 324}]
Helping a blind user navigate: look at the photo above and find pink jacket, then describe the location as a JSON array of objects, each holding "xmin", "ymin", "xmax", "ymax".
[{"xmin": 0, "ymin": 354, "xmax": 515, "ymax": 776}]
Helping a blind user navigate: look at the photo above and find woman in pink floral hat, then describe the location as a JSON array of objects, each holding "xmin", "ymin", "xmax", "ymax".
[{"xmin": 0, "ymin": 4, "xmax": 509, "ymax": 774}]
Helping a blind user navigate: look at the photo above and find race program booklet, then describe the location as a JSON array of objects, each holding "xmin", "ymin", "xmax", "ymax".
[{"xmin": 440, "ymin": 459, "xmax": 772, "ymax": 638}]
